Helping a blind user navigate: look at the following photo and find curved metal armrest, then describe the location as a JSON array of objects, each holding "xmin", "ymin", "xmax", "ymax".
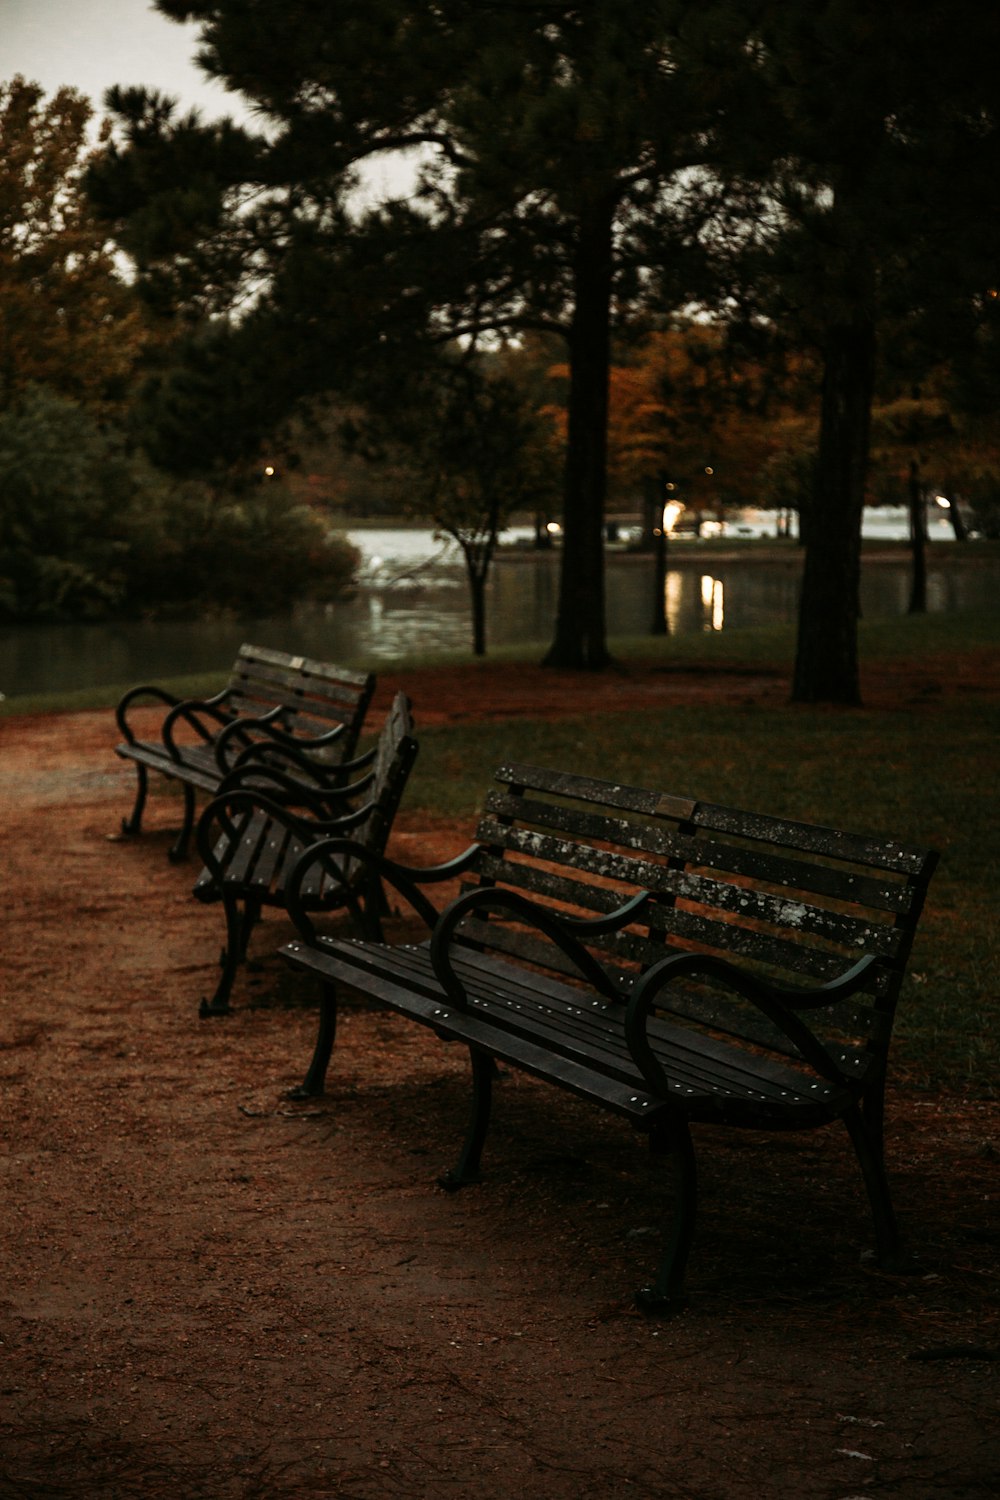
[
  {"xmin": 195, "ymin": 788, "xmax": 376, "ymax": 885},
  {"xmin": 162, "ymin": 693, "xmax": 237, "ymax": 760},
  {"xmin": 429, "ymin": 885, "xmax": 650, "ymax": 1011},
  {"xmin": 284, "ymin": 838, "xmax": 483, "ymax": 942},
  {"xmin": 114, "ymin": 684, "xmax": 184, "ymax": 744},
  {"xmin": 624, "ymin": 952, "xmax": 881, "ymax": 1097},
  {"xmin": 230, "ymin": 733, "xmax": 374, "ymax": 784},
  {"xmin": 236, "ymin": 717, "xmax": 349, "ymax": 753},
  {"xmin": 216, "ymin": 757, "xmax": 363, "ymax": 809},
  {"xmin": 213, "ymin": 705, "xmax": 290, "ymax": 770}
]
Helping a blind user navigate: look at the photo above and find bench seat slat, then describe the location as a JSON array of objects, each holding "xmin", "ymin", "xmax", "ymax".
[
  {"xmin": 288, "ymin": 938, "xmax": 853, "ymax": 1124},
  {"xmin": 450, "ymin": 941, "xmax": 879, "ymax": 1073}
]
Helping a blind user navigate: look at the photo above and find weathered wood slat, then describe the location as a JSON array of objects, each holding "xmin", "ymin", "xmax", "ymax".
[
  {"xmin": 494, "ymin": 762, "xmax": 933, "ymax": 874},
  {"xmin": 484, "ymin": 790, "xmax": 921, "ymax": 915}
]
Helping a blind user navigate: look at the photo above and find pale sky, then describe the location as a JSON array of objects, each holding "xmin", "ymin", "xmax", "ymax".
[
  {"xmin": 2, "ymin": 0, "xmax": 418, "ymax": 197},
  {"xmin": 1, "ymin": 0, "xmax": 247, "ymax": 119}
]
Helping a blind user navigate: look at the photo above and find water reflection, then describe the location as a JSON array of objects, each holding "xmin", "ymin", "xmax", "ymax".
[
  {"xmin": 700, "ymin": 576, "xmax": 725, "ymax": 631},
  {"xmin": 1, "ymin": 540, "xmax": 997, "ymax": 699}
]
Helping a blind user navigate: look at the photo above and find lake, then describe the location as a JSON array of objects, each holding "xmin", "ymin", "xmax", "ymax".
[{"xmin": 1, "ymin": 510, "xmax": 993, "ymax": 700}]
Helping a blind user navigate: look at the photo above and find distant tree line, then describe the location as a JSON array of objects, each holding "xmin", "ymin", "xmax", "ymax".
[{"xmin": 0, "ymin": 77, "xmax": 357, "ymax": 623}]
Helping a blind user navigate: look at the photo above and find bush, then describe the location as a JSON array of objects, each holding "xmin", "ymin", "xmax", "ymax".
[
  {"xmin": 0, "ymin": 387, "xmax": 358, "ymax": 620},
  {"xmin": 124, "ymin": 478, "xmax": 359, "ymax": 617}
]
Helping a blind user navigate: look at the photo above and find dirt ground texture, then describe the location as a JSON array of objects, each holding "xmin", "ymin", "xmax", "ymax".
[{"xmin": 0, "ymin": 657, "xmax": 997, "ymax": 1499}]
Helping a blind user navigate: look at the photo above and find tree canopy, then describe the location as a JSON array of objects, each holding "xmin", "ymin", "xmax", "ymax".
[
  {"xmin": 86, "ymin": 1, "xmax": 1000, "ymax": 695},
  {"xmin": 90, "ymin": 1, "xmax": 753, "ymax": 667},
  {"xmin": 0, "ymin": 76, "xmax": 148, "ymax": 412}
]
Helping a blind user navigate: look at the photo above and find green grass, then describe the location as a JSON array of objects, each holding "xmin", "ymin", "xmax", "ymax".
[{"xmin": 6, "ymin": 610, "xmax": 997, "ymax": 1096}]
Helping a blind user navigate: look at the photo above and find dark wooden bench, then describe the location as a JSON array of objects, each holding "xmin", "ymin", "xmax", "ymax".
[
  {"xmin": 114, "ymin": 644, "xmax": 375, "ymax": 860},
  {"xmin": 278, "ymin": 762, "xmax": 937, "ymax": 1312},
  {"xmin": 192, "ymin": 691, "xmax": 417, "ymax": 1018}
]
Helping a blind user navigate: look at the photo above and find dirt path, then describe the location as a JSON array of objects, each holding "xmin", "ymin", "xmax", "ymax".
[{"xmin": 0, "ymin": 670, "xmax": 997, "ymax": 1499}]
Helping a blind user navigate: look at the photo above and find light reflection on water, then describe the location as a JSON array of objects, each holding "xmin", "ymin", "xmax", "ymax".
[{"xmin": 0, "ymin": 526, "xmax": 994, "ymax": 699}]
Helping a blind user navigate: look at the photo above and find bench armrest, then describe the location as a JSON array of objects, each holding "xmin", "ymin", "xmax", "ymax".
[
  {"xmin": 429, "ymin": 886, "xmax": 650, "ymax": 1011},
  {"xmin": 284, "ymin": 838, "xmax": 482, "ymax": 942},
  {"xmin": 623, "ymin": 952, "xmax": 881, "ymax": 1097},
  {"xmin": 218, "ymin": 762, "xmax": 364, "ymax": 810},
  {"xmin": 161, "ymin": 693, "xmax": 238, "ymax": 760},
  {"xmin": 195, "ymin": 788, "xmax": 378, "ymax": 887},
  {"xmin": 230, "ymin": 717, "xmax": 350, "ymax": 754},
  {"xmin": 212, "ymin": 705, "xmax": 293, "ymax": 770},
  {"xmin": 214, "ymin": 757, "xmax": 367, "ymax": 812},
  {"xmin": 227, "ymin": 733, "xmax": 374, "ymax": 784},
  {"xmin": 114, "ymin": 684, "xmax": 185, "ymax": 745}
]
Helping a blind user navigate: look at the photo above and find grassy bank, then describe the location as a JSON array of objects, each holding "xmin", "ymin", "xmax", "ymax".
[
  {"xmin": 6, "ymin": 610, "xmax": 997, "ymax": 1096},
  {"xmin": 4, "ymin": 604, "xmax": 997, "ymax": 717}
]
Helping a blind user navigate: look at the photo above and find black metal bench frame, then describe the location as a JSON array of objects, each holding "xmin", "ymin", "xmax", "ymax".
[
  {"xmin": 114, "ymin": 643, "xmax": 375, "ymax": 860},
  {"xmin": 193, "ymin": 692, "xmax": 417, "ymax": 1018},
  {"xmin": 279, "ymin": 763, "xmax": 937, "ymax": 1313}
]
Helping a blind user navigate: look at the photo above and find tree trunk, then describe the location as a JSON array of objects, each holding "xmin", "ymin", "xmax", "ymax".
[
  {"xmin": 458, "ymin": 538, "xmax": 492, "ymax": 656},
  {"xmin": 907, "ymin": 458, "xmax": 928, "ymax": 615},
  {"xmin": 646, "ymin": 476, "xmax": 669, "ymax": 634},
  {"xmin": 792, "ymin": 317, "xmax": 875, "ymax": 705},
  {"xmin": 945, "ymin": 488, "xmax": 969, "ymax": 541},
  {"xmin": 542, "ymin": 197, "xmax": 614, "ymax": 669}
]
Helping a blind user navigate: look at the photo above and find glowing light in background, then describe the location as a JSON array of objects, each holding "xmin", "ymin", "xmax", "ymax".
[
  {"xmin": 701, "ymin": 575, "xmax": 724, "ymax": 631},
  {"xmin": 662, "ymin": 500, "xmax": 685, "ymax": 534}
]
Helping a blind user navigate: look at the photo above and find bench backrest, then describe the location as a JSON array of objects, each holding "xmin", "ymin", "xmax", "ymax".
[
  {"xmin": 293, "ymin": 691, "xmax": 419, "ymax": 902},
  {"xmin": 349, "ymin": 691, "xmax": 419, "ymax": 866},
  {"xmin": 226, "ymin": 644, "xmax": 375, "ymax": 754},
  {"xmin": 457, "ymin": 762, "xmax": 938, "ymax": 1073}
]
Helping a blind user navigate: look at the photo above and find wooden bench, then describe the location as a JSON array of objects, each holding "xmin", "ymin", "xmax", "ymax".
[
  {"xmin": 114, "ymin": 644, "xmax": 375, "ymax": 860},
  {"xmin": 192, "ymin": 691, "xmax": 417, "ymax": 1018},
  {"xmin": 279, "ymin": 762, "xmax": 937, "ymax": 1312}
]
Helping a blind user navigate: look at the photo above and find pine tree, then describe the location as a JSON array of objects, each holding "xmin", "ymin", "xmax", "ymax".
[{"xmin": 89, "ymin": 1, "xmax": 744, "ymax": 668}]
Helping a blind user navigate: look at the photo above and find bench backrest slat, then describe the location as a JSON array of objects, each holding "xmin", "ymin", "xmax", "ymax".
[
  {"xmin": 226, "ymin": 645, "xmax": 375, "ymax": 741},
  {"xmin": 456, "ymin": 762, "xmax": 937, "ymax": 1075},
  {"xmin": 496, "ymin": 763, "xmax": 932, "ymax": 877},
  {"xmin": 484, "ymin": 791, "xmax": 921, "ymax": 916}
]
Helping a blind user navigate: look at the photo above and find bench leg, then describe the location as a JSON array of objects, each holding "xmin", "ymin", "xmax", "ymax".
[
  {"xmin": 438, "ymin": 1047, "xmax": 494, "ymax": 1191},
  {"xmin": 287, "ymin": 981, "xmax": 338, "ymax": 1099},
  {"xmin": 120, "ymin": 763, "xmax": 149, "ymax": 837},
  {"xmin": 199, "ymin": 892, "xmax": 247, "ymax": 1017},
  {"xmin": 168, "ymin": 784, "xmax": 196, "ymax": 862},
  {"xmin": 861, "ymin": 1082, "xmax": 886, "ymax": 1164},
  {"xmin": 635, "ymin": 1117, "xmax": 697, "ymax": 1316},
  {"xmin": 843, "ymin": 1104, "xmax": 904, "ymax": 1270},
  {"xmin": 357, "ymin": 877, "xmax": 387, "ymax": 942}
]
